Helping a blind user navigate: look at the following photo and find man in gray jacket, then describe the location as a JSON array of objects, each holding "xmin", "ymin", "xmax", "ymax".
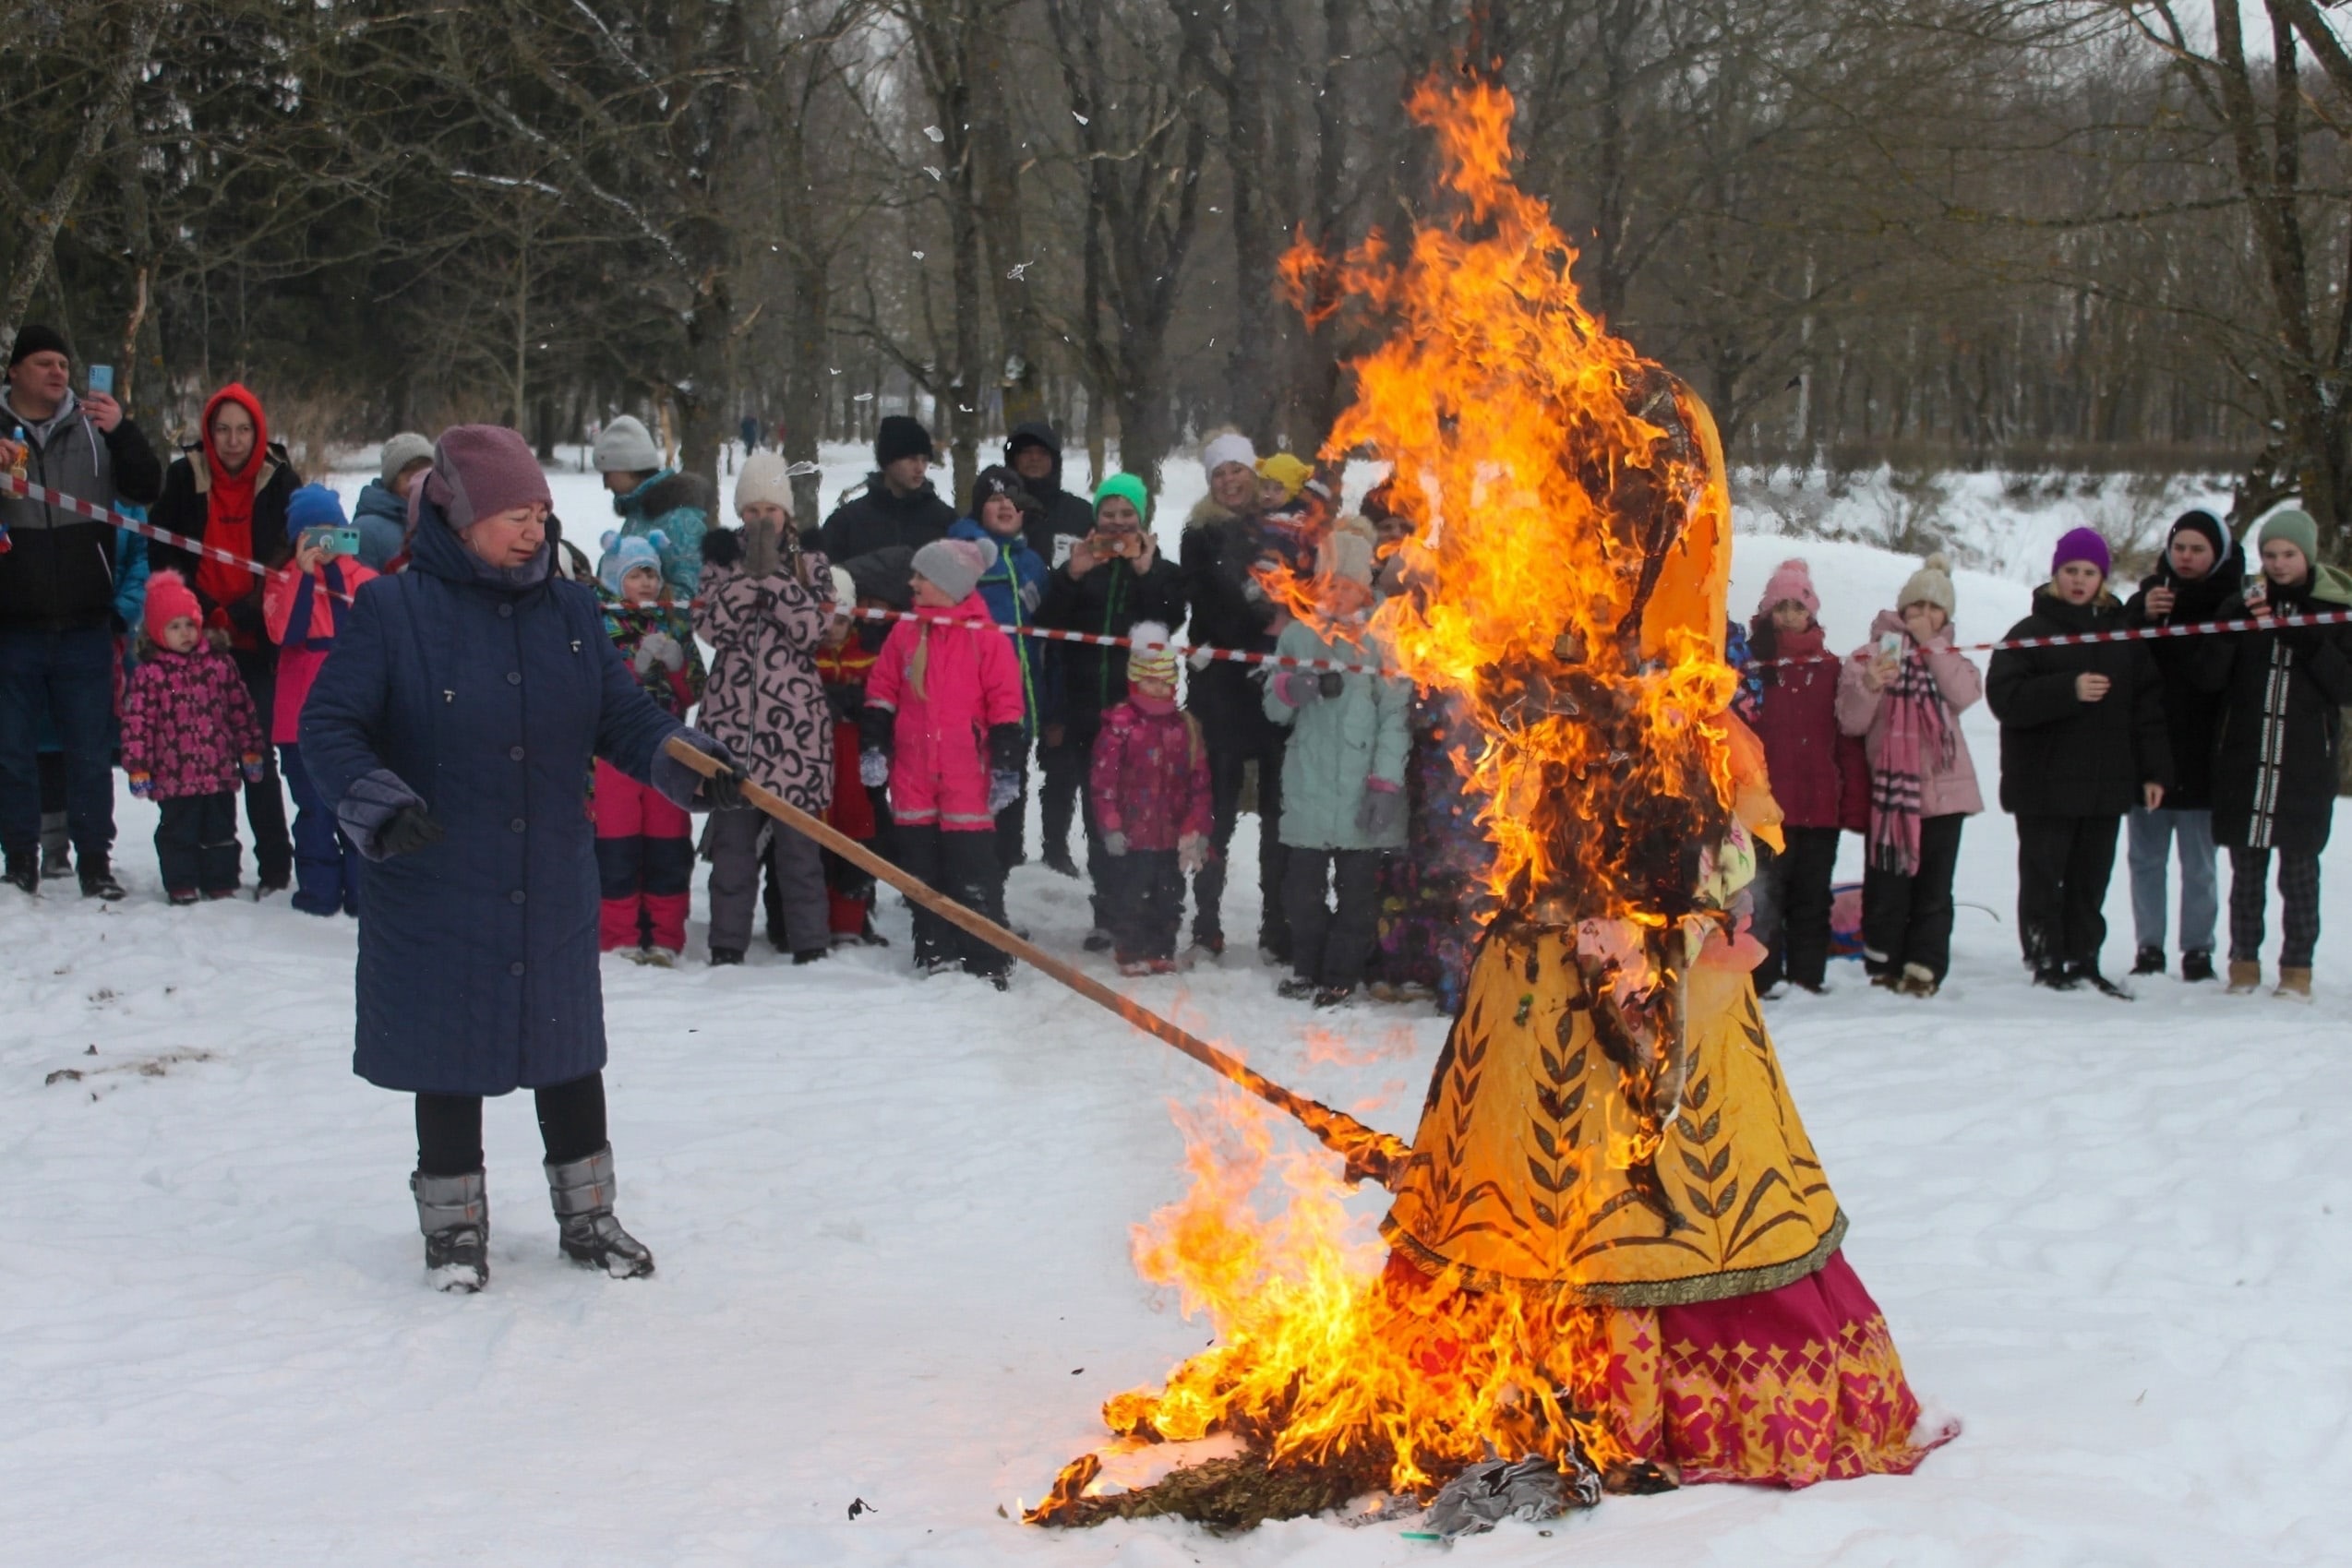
[{"xmin": 0, "ymin": 325, "xmax": 163, "ymax": 897}]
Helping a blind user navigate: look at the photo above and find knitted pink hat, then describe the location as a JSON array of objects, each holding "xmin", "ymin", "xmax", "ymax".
[
  {"xmin": 143, "ymin": 570, "xmax": 200, "ymax": 641},
  {"xmin": 1758, "ymin": 557, "xmax": 1819, "ymax": 617}
]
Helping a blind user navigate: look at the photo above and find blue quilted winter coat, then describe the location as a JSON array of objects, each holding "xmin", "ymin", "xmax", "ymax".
[{"xmin": 300, "ymin": 493, "xmax": 698, "ymax": 1095}]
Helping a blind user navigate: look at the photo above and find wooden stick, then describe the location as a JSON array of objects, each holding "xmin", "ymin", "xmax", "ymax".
[{"xmin": 664, "ymin": 736, "xmax": 1411, "ymax": 1186}]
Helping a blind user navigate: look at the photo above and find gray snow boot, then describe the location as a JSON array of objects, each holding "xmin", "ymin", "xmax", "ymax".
[
  {"xmin": 411, "ymin": 1169, "xmax": 489, "ymax": 1293},
  {"xmin": 545, "ymin": 1143, "xmax": 654, "ymax": 1278},
  {"xmin": 39, "ymin": 811, "xmax": 72, "ymax": 879}
]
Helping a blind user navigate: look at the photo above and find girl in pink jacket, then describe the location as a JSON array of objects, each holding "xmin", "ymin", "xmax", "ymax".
[
  {"xmin": 860, "ymin": 537, "xmax": 1026, "ymax": 986},
  {"xmin": 264, "ymin": 485, "xmax": 380, "ymax": 916},
  {"xmin": 1089, "ymin": 623, "xmax": 1213, "ymax": 975},
  {"xmin": 1835, "ymin": 553, "xmax": 1984, "ymax": 997},
  {"xmin": 123, "ymin": 572, "xmax": 267, "ymax": 903}
]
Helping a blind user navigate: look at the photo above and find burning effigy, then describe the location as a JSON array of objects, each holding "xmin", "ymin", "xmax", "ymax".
[{"xmin": 1028, "ymin": 75, "xmax": 1954, "ymax": 1534}]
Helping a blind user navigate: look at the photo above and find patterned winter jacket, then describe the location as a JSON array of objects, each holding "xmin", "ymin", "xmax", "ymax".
[
  {"xmin": 694, "ymin": 554, "xmax": 835, "ymax": 813},
  {"xmin": 597, "ymin": 589, "xmax": 706, "ymax": 720},
  {"xmin": 121, "ymin": 643, "xmax": 265, "ymax": 798},
  {"xmin": 1089, "ymin": 696, "xmax": 1212, "ymax": 852}
]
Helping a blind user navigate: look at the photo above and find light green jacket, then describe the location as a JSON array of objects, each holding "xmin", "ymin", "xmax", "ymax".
[{"xmin": 1263, "ymin": 617, "xmax": 1411, "ymax": 850}]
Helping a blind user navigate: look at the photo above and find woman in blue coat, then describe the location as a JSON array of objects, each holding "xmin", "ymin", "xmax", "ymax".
[{"xmin": 301, "ymin": 426, "xmax": 744, "ymax": 1293}]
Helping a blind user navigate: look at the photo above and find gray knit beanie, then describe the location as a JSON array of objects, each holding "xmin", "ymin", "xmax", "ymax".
[
  {"xmin": 910, "ymin": 537, "xmax": 994, "ymax": 603},
  {"xmin": 594, "ymin": 414, "xmax": 661, "ymax": 474},
  {"xmin": 379, "ymin": 432, "xmax": 433, "ymax": 487}
]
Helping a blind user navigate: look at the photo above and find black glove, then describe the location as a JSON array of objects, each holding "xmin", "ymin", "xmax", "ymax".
[
  {"xmin": 379, "ymin": 805, "xmax": 446, "ymax": 857},
  {"xmin": 987, "ymin": 722, "xmax": 1026, "ymax": 775},
  {"xmin": 858, "ymin": 706, "xmax": 895, "ymax": 756},
  {"xmin": 701, "ymin": 528, "xmax": 744, "ymax": 569},
  {"xmin": 699, "ymin": 761, "xmax": 750, "ymax": 810}
]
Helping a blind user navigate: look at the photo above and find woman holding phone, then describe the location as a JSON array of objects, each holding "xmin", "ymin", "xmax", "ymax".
[{"xmin": 1836, "ymin": 554, "xmax": 1984, "ymax": 998}]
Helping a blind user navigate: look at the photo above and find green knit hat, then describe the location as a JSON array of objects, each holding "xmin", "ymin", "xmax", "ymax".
[
  {"xmin": 2259, "ymin": 508, "xmax": 2319, "ymax": 568},
  {"xmin": 1094, "ymin": 472, "xmax": 1149, "ymax": 521}
]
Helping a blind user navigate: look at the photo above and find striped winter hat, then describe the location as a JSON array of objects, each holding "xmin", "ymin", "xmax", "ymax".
[{"xmin": 1127, "ymin": 620, "xmax": 1179, "ymax": 686}]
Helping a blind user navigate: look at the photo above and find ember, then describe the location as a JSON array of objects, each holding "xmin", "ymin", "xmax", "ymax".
[{"xmin": 1030, "ymin": 70, "xmax": 1949, "ymax": 1532}]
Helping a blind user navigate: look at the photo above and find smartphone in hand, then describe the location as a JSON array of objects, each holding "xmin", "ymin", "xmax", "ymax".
[
  {"xmin": 1878, "ymin": 630, "xmax": 1904, "ymax": 657},
  {"xmin": 87, "ymin": 365, "xmax": 114, "ymax": 396}
]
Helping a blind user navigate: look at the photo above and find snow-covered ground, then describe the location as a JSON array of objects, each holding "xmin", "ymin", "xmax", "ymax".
[{"xmin": 6, "ymin": 446, "xmax": 2348, "ymax": 1564}]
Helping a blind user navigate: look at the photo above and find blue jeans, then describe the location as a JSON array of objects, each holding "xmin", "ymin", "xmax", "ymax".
[
  {"xmin": 279, "ymin": 743, "xmax": 360, "ymax": 916},
  {"xmin": 2126, "ymin": 805, "xmax": 2217, "ymax": 954},
  {"xmin": 0, "ymin": 625, "xmax": 117, "ymax": 861}
]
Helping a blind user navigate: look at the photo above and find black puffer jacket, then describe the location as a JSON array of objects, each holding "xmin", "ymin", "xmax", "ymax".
[
  {"xmin": 1180, "ymin": 496, "xmax": 1280, "ymax": 730},
  {"xmin": 1035, "ymin": 552, "xmax": 1185, "ymax": 728},
  {"xmin": 2122, "ymin": 546, "xmax": 2245, "ymax": 812},
  {"xmin": 810, "ymin": 473, "xmax": 954, "ymax": 563},
  {"xmin": 1003, "ymin": 421, "xmax": 1095, "ymax": 566},
  {"xmin": 0, "ymin": 396, "xmax": 162, "ymax": 631},
  {"xmin": 1986, "ymin": 590, "xmax": 2172, "ymax": 817},
  {"xmin": 2202, "ymin": 577, "xmax": 2352, "ymax": 856}
]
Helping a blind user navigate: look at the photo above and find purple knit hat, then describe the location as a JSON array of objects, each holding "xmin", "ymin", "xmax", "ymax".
[
  {"xmin": 425, "ymin": 425, "xmax": 552, "ymax": 532},
  {"xmin": 2051, "ymin": 526, "xmax": 2111, "ymax": 578}
]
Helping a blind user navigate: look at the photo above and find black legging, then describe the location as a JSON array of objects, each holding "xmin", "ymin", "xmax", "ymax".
[{"xmin": 414, "ymin": 1071, "xmax": 607, "ymax": 1177}]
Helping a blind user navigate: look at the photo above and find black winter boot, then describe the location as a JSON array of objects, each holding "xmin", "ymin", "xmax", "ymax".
[
  {"xmin": 412, "ymin": 1169, "xmax": 489, "ymax": 1293},
  {"xmin": 2130, "ymin": 944, "xmax": 2165, "ymax": 976},
  {"xmin": 2181, "ymin": 950, "xmax": 2216, "ymax": 984},
  {"xmin": 4, "ymin": 848, "xmax": 39, "ymax": 897},
  {"xmin": 78, "ymin": 857, "xmax": 126, "ymax": 901},
  {"xmin": 546, "ymin": 1143, "xmax": 654, "ymax": 1278}
]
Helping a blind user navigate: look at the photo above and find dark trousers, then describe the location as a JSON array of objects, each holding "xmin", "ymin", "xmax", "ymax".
[
  {"xmin": 1103, "ymin": 848, "xmax": 1184, "ymax": 961},
  {"xmin": 155, "ymin": 791, "xmax": 241, "ymax": 895},
  {"xmin": 280, "ymin": 743, "xmax": 361, "ymax": 916},
  {"xmin": 1038, "ymin": 727, "xmax": 1087, "ymax": 865},
  {"xmin": 231, "ymin": 651, "xmax": 291, "ymax": 885},
  {"xmin": 1195, "ymin": 724, "xmax": 1290, "ymax": 954},
  {"xmin": 1861, "ymin": 813, "xmax": 1964, "ymax": 984},
  {"xmin": 2014, "ymin": 812, "xmax": 2120, "ymax": 974},
  {"xmin": 2228, "ymin": 845, "xmax": 2322, "ymax": 969},
  {"xmin": 993, "ymin": 779, "xmax": 1026, "ymax": 872},
  {"xmin": 897, "ymin": 825, "xmax": 1008, "ymax": 976},
  {"xmin": 0, "ymin": 625, "xmax": 115, "ymax": 860},
  {"xmin": 414, "ymin": 1071, "xmax": 607, "ymax": 1178},
  {"xmin": 1284, "ymin": 847, "xmax": 1384, "ymax": 988},
  {"xmin": 1752, "ymin": 824, "xmax": 1841, "ymax": 991}
]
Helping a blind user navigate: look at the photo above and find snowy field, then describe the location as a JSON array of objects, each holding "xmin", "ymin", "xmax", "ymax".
[{"xmin": 6, "ymin": 444, "xmax": 2349, "ymax": 1564}]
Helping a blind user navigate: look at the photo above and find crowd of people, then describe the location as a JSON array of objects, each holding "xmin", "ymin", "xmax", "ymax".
[{"xmin": 5, "ymin": 325, "xmax": 2346, "ymax": 1011}]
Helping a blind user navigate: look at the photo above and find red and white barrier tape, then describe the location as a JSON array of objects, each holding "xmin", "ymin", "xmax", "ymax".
[
  {"xmin": 0, "ymin": 469, "xmax": 359, "ymax": 604},
  {"xmin": 7, "ymin": 471, "xmax": 2340, "ymax": 675}
]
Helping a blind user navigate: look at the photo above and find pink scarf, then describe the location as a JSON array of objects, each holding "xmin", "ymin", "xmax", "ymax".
[{"xmin": 1868, "ymin": 636, "xmax": 1955, "ymax": 876}]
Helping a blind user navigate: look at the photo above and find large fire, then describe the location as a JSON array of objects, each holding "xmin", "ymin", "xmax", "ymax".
[{"xmin": 1030, "ymin": 74, "xmax": 1752, "ymax": 1526}]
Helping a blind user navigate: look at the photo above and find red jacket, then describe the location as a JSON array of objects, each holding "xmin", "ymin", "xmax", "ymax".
[
  {"xmin": 1089, "ymin": 696, "xmax": 1213, "ymax": 850},
  {"xmin": 264, "ymin": 556, "xmax": 379, "ymax": 744}
]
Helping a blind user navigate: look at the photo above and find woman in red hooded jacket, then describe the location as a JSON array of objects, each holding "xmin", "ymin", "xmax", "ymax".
[{"xmin": 149, "ymin": 384, "xmax": 301, "ymax": 892}]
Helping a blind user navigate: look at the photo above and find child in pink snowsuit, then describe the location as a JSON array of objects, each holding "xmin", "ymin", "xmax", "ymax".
[
  {"xmin": 1089, "ymin": 622, "xmax": 1212, "ymax": 974},
  {"xmin": 860, "ymin": 537, "xmax": 1026, "ymax": 984},
  {"xmin": 121, "ymin": 571, "xmax": 267, "ymax": 902},
  {"xmin": 264, "ymin": 485, "xmax": 379, "ymax": 916}
]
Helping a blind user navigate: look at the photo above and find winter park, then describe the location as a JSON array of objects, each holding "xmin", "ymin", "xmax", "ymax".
[{"xmin": 9, "ymin": 2, "xmax": 2352, "ymax": 1563}]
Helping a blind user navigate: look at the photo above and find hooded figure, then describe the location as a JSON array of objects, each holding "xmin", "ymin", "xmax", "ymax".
[
  {"xmin": 300, "ymin": 424, "xmax": 745, "ymax": 1292},
  {"xmin": 1002, "ymin": 421, "xmax": 1096, "ymax": 564},
  {"xmin": 150, "ymin": 382, "xmax": 300, "ymax": 891}
]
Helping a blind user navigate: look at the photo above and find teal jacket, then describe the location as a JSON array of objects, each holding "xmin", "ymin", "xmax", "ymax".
[
  {"xmin": 1263, "ymin": 617, "xmax": 1410, "ymax": 851},
  {"xmin": 601, "ymin": 469, "xmax": 711, "ymax": 595}
]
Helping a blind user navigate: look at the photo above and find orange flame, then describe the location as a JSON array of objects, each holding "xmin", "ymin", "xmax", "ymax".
[
  {"xmin": 1030, "ymin": 74, "xmax": 1745, "ymax": 1523},
  {"xmin": 1028, "ymin": 1093, "xmax": 1634, "ymax": 1512}
]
